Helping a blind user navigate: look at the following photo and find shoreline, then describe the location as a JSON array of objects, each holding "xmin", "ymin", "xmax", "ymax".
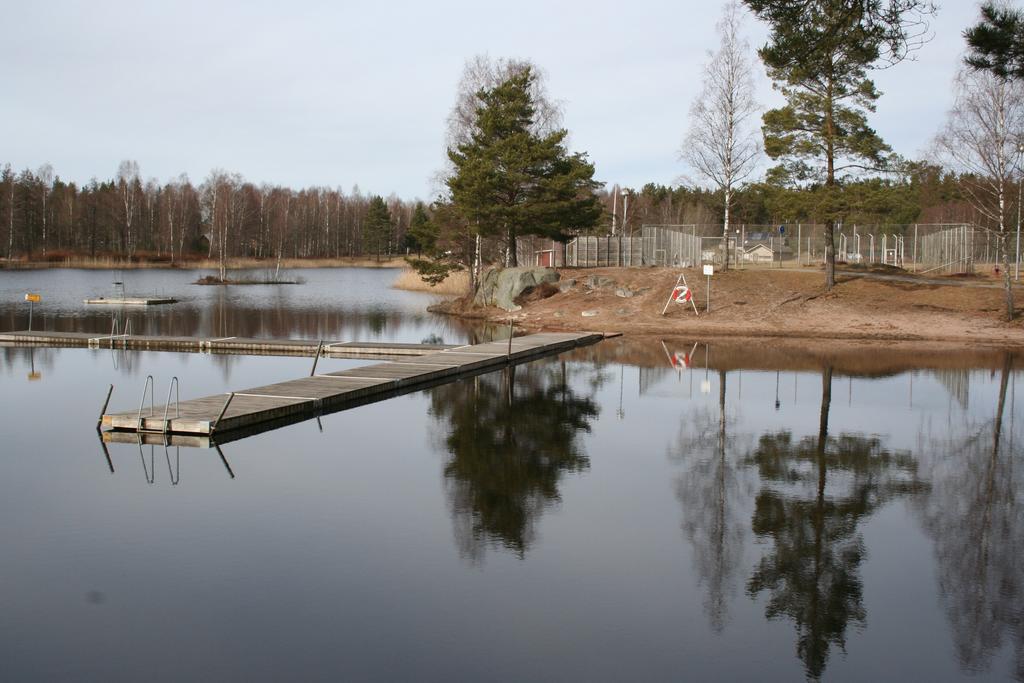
[
  {"xmin": 430, "ymin": 266, "xmax": 1024, "ymax": 348},
  {"xmin": 0, "ymin": 256, "xmax": 408, "ymax": 271}
]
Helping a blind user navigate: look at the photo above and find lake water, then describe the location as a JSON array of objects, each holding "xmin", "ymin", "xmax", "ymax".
[{"xmin": 1, "ymin": 268, "xmax": 1022, "ymax": 682}]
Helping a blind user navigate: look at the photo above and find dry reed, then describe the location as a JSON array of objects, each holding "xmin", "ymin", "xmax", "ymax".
[{"xmin": 391, "ymin": 268, "xmax": 470, "ymax": 295}]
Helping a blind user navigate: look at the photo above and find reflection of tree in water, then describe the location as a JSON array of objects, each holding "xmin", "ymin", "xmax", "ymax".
[
  {"xmin": 429, "ymin": 362, "xmax": 599, "ymax": 563},
  {"xmin": 745, "ymin": 368, "xmax": 924, "ymax": 680},
  {"xmin": 674, "ymin": 370, "xmax": 756, "ymax": 632},
  {"xmin": 0, "ymin": 300, "xmax": 490, "ymax": 349},
  {"xmin": 915, "ymin": 355, "xmax": 1024, "ymax": 680}
]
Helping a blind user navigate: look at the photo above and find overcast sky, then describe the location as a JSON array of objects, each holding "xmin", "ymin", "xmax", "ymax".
[{"xmin": 0, "ymin": 0, "xmax": 993, "ymax": 199}]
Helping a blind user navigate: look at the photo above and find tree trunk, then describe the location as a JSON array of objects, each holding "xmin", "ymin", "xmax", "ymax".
[
  {"xmin": 40, "ymin": 190, "xmax": 47, "ymax": 257},
  {"xmin": 473, "ymin": 233, "xmax": 481, "ymax": 292},
  {"xmin": 723, "ymin": 187, "xmax": 731, "ymax": 271},
  {"xmin": 824, "ymin": 73, "xmax": 836, "ymax": 290},
  {"xmin": 508, "ymin": 225, "xmax": 518, "ymax": 267},
  {"xmin": 7, "ymin": 178, "xmax": 13, "ymax": 260},
  {"xmin": 824, "ymin": 220, "xmax": 836, "ymax": 289},
  {"xmin": 1001, "ymin": 232, "xmax": 1015, "ymax": 321}
]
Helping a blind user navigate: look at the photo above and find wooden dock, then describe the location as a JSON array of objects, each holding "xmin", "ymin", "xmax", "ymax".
[
  {"xmin": 0, "ymin": 330, "xmax": 455, "ymax": 358},
  {"xmin": 84, "ymin": 297, "xmax": 178, "ymax": 305},
  {"xmin": 101, "ymin": 332, "xmax": 607, "ymax": 437}
]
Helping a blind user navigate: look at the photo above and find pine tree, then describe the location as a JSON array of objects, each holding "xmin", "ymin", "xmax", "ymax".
[
  {"xmin": 405, "ymin": 202, "xmax": 436, "ymax": 255},
  {"xmin": 965, "ymin": 2, "xmax": 1024, "ymax": 82},
  {"xmin": 447, "ymin": 67, "xmax": 601, "ymax": 267},
  {"xmin": 363, "ymin": 195, "xmax": 392, "ymax": 261},
  {"xmin": 744, "ymin": 0, "xmax": 936, "ymax": 289}
]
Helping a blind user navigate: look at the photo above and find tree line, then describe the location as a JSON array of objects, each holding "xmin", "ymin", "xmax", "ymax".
[
  {"xmin": 0, "ymin": 161, "xmax": 422, "ymax": 271},
  {"xmin": 0, "ymin": 156, "xmax": 992, "ymax": 265}
]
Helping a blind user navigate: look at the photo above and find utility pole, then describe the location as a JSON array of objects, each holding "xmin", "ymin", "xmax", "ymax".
[{"xmin": 622, "ymin": 190, "xmax": 630, "ymax": 236}]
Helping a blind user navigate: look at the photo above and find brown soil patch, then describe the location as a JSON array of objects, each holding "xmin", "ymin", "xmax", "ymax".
[{"xmin": 432, "ymin": 266, "xmax": 1024, "ymax": 347}]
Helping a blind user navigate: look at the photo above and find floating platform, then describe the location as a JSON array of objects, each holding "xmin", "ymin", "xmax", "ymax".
[
  {"xmin": 101, "ymin": 332, "xmax": 607, "ymax": 437},
  {"xmin": 0, "ymin": 330, "xmax": 455, "ymax": 358},
  {"xmin": 84, "ymin": 297, "xmax": 178, "ymax": 305}
]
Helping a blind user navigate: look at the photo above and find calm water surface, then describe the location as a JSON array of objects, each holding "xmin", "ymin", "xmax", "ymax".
[{"xmin": 1, "ymin": 269, "xmax": 1022, "ymax": 681}]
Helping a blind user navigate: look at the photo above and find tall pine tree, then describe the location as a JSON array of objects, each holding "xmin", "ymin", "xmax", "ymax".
[
  {"xmin": 744, "ymin": 0, "xmax": 936, "ymax": 289},
  {"xmin": 363, "ymin": 195, "xmax": 392, "ymax": 261},
  {"xmin": 965, "ymin": 2, "xmax": 1024, "ymax": 82},
  {"xmin": 447, "ymin": 67, "xmax": 601, "ymax": 267}
]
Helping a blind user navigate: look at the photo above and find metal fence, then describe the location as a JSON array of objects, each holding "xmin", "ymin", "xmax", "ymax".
[
  {"xmin": 917, "ymin": 225, "xmax": 974, "ymax": 274},
  {"xmin": 514, "ymin": 223, "xmax": 1007, "ymax": 274}
]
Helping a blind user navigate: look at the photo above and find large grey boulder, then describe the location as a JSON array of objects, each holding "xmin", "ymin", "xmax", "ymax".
[{"xmin": 473, "ymin": 267, "xmax": 560, "ymax": 311}]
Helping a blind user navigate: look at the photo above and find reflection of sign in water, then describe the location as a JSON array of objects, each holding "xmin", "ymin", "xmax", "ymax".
[
  {"xmin": 662, "ymin": 341, "xmax": 698, "ymax": 373},
  {"xmin": 700, "ymin": 379, "xmax": 712, "ymax": 394},
  {"xmin": 27, "ymin": 372, "xmax": 41, "ymax": 381},
  {"xmin": 671, "ymin": 351, "xmax": 691, "ymax": 370}
]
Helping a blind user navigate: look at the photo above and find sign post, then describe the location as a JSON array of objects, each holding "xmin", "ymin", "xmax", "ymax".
[
  {"xmin": 703, "ymin": 264, "xmax": 713, "ymax": 312},
  {"xmin": 24, "ymin": 293, "xmax": 40, "ymax": 331}
]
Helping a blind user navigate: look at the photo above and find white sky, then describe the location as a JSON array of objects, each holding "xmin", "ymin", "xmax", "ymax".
[{"xmin": 0, "ymin": 0, "xmax": 994, "ymax": 199}]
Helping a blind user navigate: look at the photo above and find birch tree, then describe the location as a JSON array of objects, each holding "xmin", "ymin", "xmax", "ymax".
[
  {"xmin": 201, "ymin": 169, "xmax": 234, "ymax": 280},
  {"xmin": 933, "ymin": 66, "xmax": 1024, "ymax": 321},
  {"xmin": 681, "ymin": 1, "xmax": 761, "ymax": 270},
  {"xmin": 117, "ymin": 160, "xmax": 140, "ymax": 257},
  {"xmin": 3, "ymin": 164, "xmax": 14, "ymax": 260},
  {"xmin": 37, "ymin": 163, "xmax": 53, "ymax": 257}
]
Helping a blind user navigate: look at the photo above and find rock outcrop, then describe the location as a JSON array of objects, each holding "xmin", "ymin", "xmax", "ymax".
[{"xmin": 473, "ymin": 267, "xmax": 560, "ymax": 311}]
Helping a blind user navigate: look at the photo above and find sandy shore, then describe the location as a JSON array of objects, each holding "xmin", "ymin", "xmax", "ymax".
[{"xmin": 431, "ymin": 266, "xmax": 1024, "ymax": 347}]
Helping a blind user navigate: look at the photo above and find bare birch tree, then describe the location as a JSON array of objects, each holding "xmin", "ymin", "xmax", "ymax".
[
  {"xmin": 117, "ymin": 160, "xmax": 140, "ymax": 257},
  {"xmin": 933, "ymin": 66, "xmax": 1024, "ymax": 321},
  {"xmin": 445, "ymin": 55, "xmax": 563, "ymax": 151},
  {"xmin": 681, "ymin": 1, "xmax": 761, "ymax": 270},
  {"xmin": 4, "ymin": 164, "xmax": 16, "ymax": 260},
  {"xmin": 200, "ymin": 169, "xmax": 230, "ymax": 280},
  {"xmin": 37, "ymin": 163, "xmax": 53, "ymax": 257}
]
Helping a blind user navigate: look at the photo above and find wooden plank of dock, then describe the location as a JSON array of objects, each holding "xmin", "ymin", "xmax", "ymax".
[
  {"xmin": 84, "ymin": 297, "xmax": 178, "ymax": 305},
  {"xmin": 101, "ymin": 332, "xmax": 606, "ymax": 436},
  {"xmin": 0, "ymin": 330, "xmax": 455, "ymax": 358}
]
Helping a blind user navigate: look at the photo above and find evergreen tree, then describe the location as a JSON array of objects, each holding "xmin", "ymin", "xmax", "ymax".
[
  {"xmin": 363, "ymin": 195, "xmax": 392, "ymax": 260},
  {"xmin": 744, "ymin": 0, "xmax": 936, "ymax": 289},
  {"xmin": 965, "ymin": 2, "xmax": 1024, "ymax": 82},
  {"xmin": 405, "ymin": 202, "xmax": 436, "ymax": 255},
  {"xmin": 447, "ymin": 66, "xmax": 601, "ymax": 267}
]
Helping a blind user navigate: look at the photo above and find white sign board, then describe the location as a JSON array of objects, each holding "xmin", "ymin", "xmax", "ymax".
[{"xmin": 703, "ymin": 264, "xmax": 714, "ymax": 276}]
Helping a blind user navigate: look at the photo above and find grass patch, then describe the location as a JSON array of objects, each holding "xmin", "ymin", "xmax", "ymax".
[{"xmin": 392, "ymin": 268, "xmax": 470, "ymax": 295}]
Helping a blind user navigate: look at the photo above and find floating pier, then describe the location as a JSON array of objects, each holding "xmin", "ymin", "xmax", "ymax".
[
  {"xmin": 0, "ymin": 330, "xmax": 455, "ymax": 358},
  {"xmin": 101, "ymin": 332, "xmax": 607, "ymax": 437},
  {"xmin": 84, "ymin": 297, "xmax": 178, "ymax": 305}
]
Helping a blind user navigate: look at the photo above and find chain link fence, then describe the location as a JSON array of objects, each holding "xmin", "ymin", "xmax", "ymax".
[{"xmin": 516, "ymin": 223, "xmax": 1010, "ymax": 274}]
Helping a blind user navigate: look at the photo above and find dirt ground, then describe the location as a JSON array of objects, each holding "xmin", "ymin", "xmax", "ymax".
[{"xmin": 434, "ymin": 266, "xmax": 1024, "ymax": 347}]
